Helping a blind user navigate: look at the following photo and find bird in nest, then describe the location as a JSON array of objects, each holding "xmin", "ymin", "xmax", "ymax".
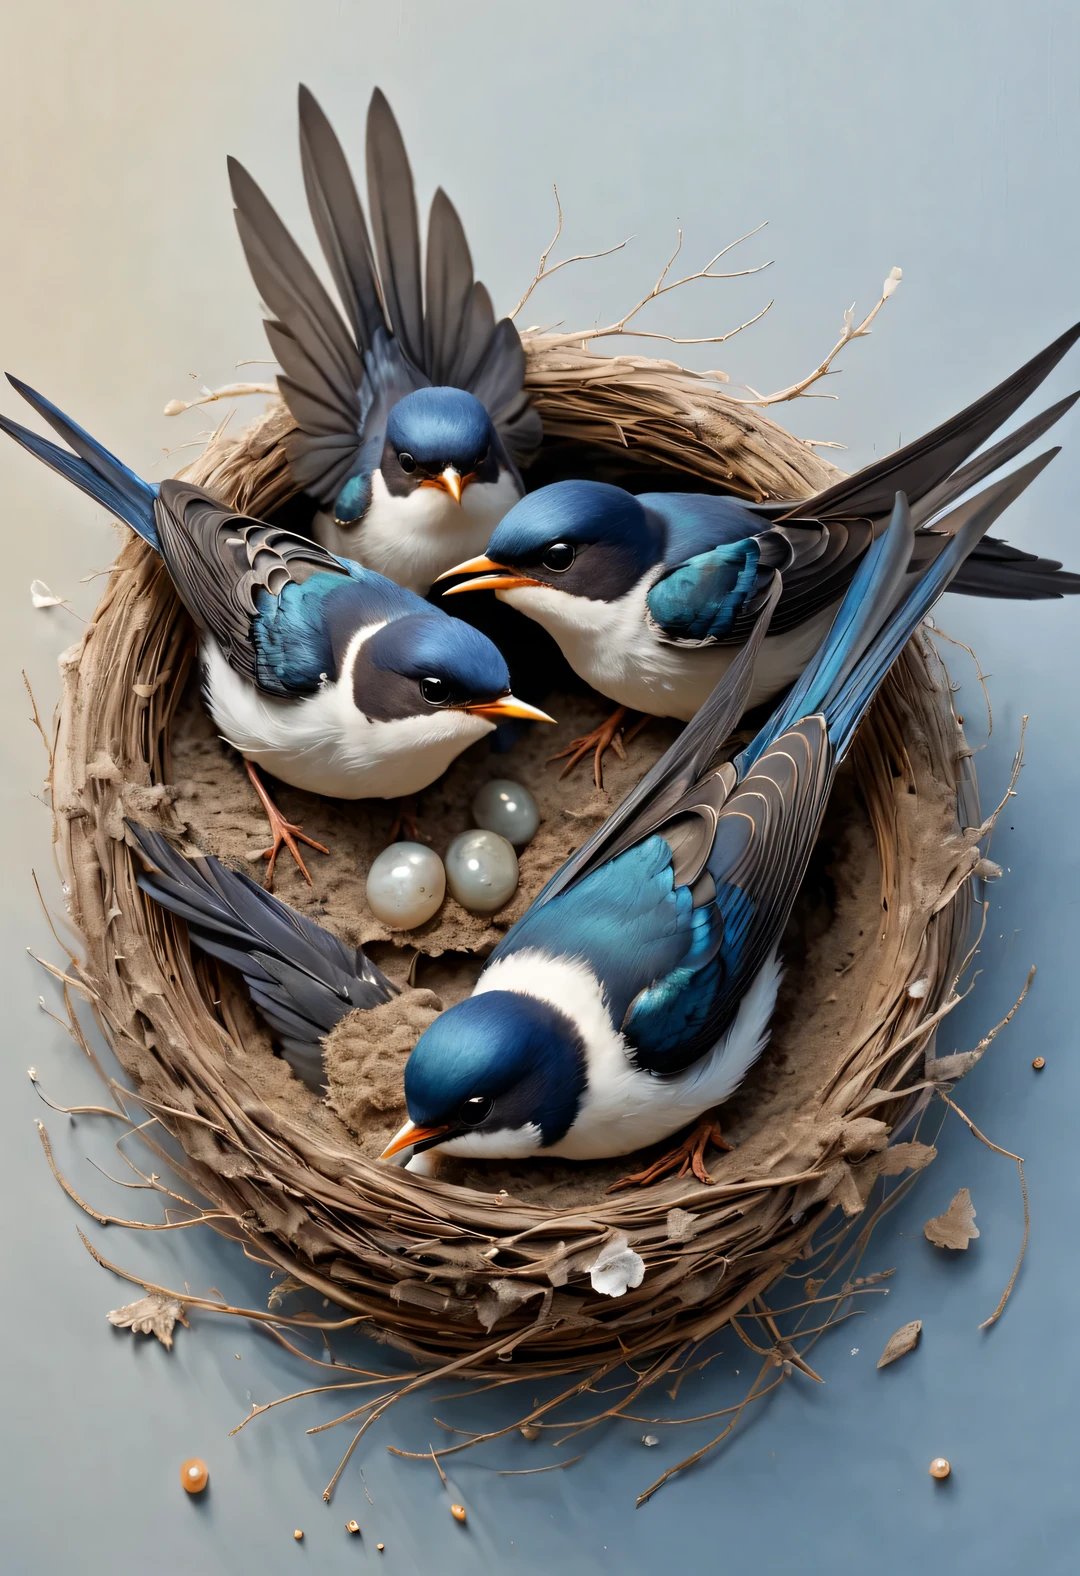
[
  {"xmin": 383, "ymin": 453, "xmax": 1053, "ymax": 1182},
  {"xmin": 131, "ymin": 450, "xmax": 1053, "ymax": 1183},
  {"xmin": 439, "ymin": 323, "xmax": 1080, "ymax": 784},
  {"xmin": 228, "ymin": 86, "xmax": 540, "ymax": 595},
  {"xmin": 0, "ymin": 378, "xmax": 551, "ymax": 885}
]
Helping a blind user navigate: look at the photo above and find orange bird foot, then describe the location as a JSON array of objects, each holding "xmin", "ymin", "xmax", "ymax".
[
  {"xmin": 388, "ymin": 795, "xmax": 425, "ymax": 844},
  {"xmin": 607, "ymin": 1112, "xmax": 733, "ymax": 1192},
  {"xmin": 547, "ymin": 706, "xmax": 651, "ymax": 791},
  {"xmin": 244, "ymin": 760, "xmax": 329, "ymax": 889}
]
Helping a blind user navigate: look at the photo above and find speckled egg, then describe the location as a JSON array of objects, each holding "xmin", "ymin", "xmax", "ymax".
[
  {"xmin": 445, "ymin": 829, "xmax": 519, "ymax": 914},
  {"xmin": 365, "ymin": 842, "xmax": 445, "ymax": 929},
  {"xmin": 471, "ymin": 778, "xmax": 540, "ymax": 848}
]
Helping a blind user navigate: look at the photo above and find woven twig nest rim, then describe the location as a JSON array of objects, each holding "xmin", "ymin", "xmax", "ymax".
[{"xmin": 50, "ymin": 344, "xmax": 986, "ymax": 1387}]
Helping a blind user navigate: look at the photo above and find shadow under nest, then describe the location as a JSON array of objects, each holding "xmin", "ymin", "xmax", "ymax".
[{"xmin": 49, "ymin": 366, "xmax": 985, "ymax": 1393}]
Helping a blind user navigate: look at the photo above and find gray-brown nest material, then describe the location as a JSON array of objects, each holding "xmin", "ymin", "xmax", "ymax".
[{"xmin": 48, "ymin": 348, "xmax": 990, "ymax": 1392}]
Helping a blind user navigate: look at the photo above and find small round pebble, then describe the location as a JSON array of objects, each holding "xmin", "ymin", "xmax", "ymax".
[
  {"xmin": 445, "ymin": 829, "xmax": 518, "ymax": 915},
  {"xmin": 450, "ymin": 1504, "xmax": 467, "ymax": 1523},
  {"xmin": 366, "ymin": 842, "xmax": 445, "ymax": 929},
  {"xmin": 471, "ymin": 779, "xmax": 539, "ymax": 848},
  {"xmin": 180, "ymin": 1458, "xmax": 208, "ymax": 1494},
  {"xmin": 642, "ymin": 1434, "xmax": 659, "ymax": 1447},
  {"xmin": 929, "ymin": 1457, "xmax": 951, "ymax": 1480},
  {"xmin": 1032, "ymin": 1056, "xmax": 1046, "ymax": 1070},
  {"xmin": 377, "ymin": 1544, "xmax": 385, "ymax": 1552},
  {"xmin": 294, "ymin": 1529, "xmax": 304, "ymax": 1540}
]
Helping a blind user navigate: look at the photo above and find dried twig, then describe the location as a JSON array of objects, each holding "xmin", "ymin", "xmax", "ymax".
[
  {"xmin": 22, "ymin": 670, "xmax": 54, "ymax": 773},
  {"xmin": 540, "ymin": 223, "xmax": 773, "ymax": 353},
  {"xmin": 937, "ymin": 1087, "xmax": 1031, "ymax": 1329},
  {"xmin": 510, "ymin": 185, "xmax": 632, "ymax": 319},
  {"xmin": 163, "ymin": 382, "xmax": 278, "ymax": 417},
  {"xmin": 496, "ymin": 1456, "xmax": 584, "ymax": 1476},
  {"xmin": 730, "ymin": 267, "xmax": 902, "ymax": 406}
]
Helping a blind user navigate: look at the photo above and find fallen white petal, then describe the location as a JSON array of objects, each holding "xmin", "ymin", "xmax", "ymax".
[
  {"xmin": 588, "ymin": 1233, "xmax": 645, "ymax": 1297},
  {"xmin": 31, "ymin": 579, "xmax": 63, "ymax": 608}
]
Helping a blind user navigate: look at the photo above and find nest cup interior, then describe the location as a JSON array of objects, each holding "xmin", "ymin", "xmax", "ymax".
[{"xmin": 52, "ymin": 342, "xmax": 984, "ymax": 1370}]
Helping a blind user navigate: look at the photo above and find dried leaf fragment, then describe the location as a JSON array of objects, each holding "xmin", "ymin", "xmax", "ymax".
[
  {"xmin": 107, "ymin": 1292, "xmax": 188, "ymax": 1348},
  {"xmin": 877, "ymin": 1319, "xmax": 922, "ymax": 1368},
  {"xmin": 924, "ymin": 1188, "xmax": 979, "ymax": 1250}
]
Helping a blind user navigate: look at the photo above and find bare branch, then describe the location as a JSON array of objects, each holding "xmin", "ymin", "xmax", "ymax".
[
  {"xmin": 538, "ymin": 222, "xmax": 773, "ymax": 352},
  {"xmin": 729, "ymin": 267, "xmax": 902, "ymax": 407},
  {"xmin": 510, "ymin": 184, "xmax": 633, "ymax": 319}
]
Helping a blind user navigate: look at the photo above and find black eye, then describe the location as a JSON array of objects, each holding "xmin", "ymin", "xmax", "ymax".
[
  {"xmin": 458, "ymin": 1095, "xmax": 493, "ymax": 1127},
  {"xmin": 542, "ymin": 542, "xmax": 576, "ymax": 573},
  {"xmin": 419, "ymin": 676, "xmax": 451, "ymax": 706},
  {"xmin": 398, "ymin": 451, "xmax": 416, "ymax": 473}
]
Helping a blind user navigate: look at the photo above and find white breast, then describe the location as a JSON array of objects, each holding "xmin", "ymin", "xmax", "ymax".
[
  {"xmin": 498, "ymin": 581, "xmax": 839, "ymax": 721},
  {"xmin": 312, "ymin": 470, "xmax": 522, "ymax": 595},
  {"xmin": 200, "ymin": 630, "xmax": 493, "ymax": 800},
  {"xmin": 442, "ymin": 945, "xmax": 782, "ymax": 1161}
]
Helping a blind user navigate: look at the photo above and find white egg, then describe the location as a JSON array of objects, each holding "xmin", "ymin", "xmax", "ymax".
[
  {"xmin": 365, "ymin": 842, "xmax": 445, "ymax": 929},
  {"xmin": 445, "ymin": 829, "xmax": 519, "ymax": 915},
  {"xmin": 471, "ymin": 778, "xmax": 540, "ymax": 848}
]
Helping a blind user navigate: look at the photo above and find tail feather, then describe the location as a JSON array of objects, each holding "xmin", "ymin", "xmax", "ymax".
[
  {"xmin": 2, "ymin": 376, "xmax": 158, "ymax": 547},
  {"xmin": 787, "ymin": 322, "xmax": 1080, "ymax": 523},
  {"xmin": 743, "ymin": 450, "xmax": 1059, "ymax": 773},
  {"xmin": 949, "ymin": 534, "xmax": 1080, "ymax": 599},
  {"xmin": 828, "ymin": 453, "xmax": 1058, "ymax": 753},
  {"xmin": 129, "ymin": 824, "xmax": 396, "ymax": 1091},
  {"xmin": 910, "ymin": 390, "xmax": 1080, "ymax": 529}
]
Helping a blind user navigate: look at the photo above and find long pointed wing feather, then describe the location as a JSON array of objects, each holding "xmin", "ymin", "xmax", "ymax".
[
  {"xmin": 782, "ymin": 322, "xmax": 1080, "ymax": 522},
  {"xmin": 130, "ymin": 825, "xmax": 396, "ymax": 1091},
  {"xmin": 365, "ymin": 89, "xmax": 425, "ymax": 370},
  {"xmin": 298, "ymin": 84, "xmax": 386, "ymax": 352}
]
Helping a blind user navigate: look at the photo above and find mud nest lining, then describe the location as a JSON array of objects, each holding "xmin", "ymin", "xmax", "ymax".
[{"xmin": 50, "ymin": 341, "xmax": 985, "ymax": 1378}]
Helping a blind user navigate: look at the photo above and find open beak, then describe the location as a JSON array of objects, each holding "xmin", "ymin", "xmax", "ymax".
[
  {"xmin": 437, "ymin": 556, "xmax": 543, "ymax": 597},
  {"xmin": 380, "ymin": 1119, "xmax": 450, "ymax": 1159},
  {"xmin": 464, "ymin": 694, "xmax": 556, "ymax": 725},
  {"xmin": 421, "ymin": 467, "xmax": 470, "ymax": 505}
]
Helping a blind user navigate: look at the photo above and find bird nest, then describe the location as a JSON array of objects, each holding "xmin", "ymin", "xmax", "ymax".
[{"xmin": 49, "ymin": 341, "xmax": 987, "ymax": 1398}]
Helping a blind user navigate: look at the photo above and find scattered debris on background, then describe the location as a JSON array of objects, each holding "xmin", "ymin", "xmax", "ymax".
[
  {"xmin": 180, "ymin": 1458, "xmax": 208, "ymax": 1494},
  {"xmin": 108, "ymin": 1292, "xmax": 188, "ymax": 1349},
  {"xmin": 924, "ymin": 1189, "xmax": 979, "ymax": 1250},
  {"xmin": 30, "ymin": 579, "xmax": 65, "ymax": 609},
  {"xmin": 1032, "ymin": 1057, "xmax": 1046, "ymax": 1070},
  {"xmin": 877, "ymin": 1320, "xmax": 923, "ymax": 1368},
  {"xmin": 450, "ymin": 1504, "xmax": 467, "ymax": 1524}
]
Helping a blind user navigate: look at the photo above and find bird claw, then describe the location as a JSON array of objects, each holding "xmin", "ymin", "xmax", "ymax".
[
  {"xmin": 388, "ymin": 796, "xmax": 424, "ymax": 843},
  {"xmin": 607, "ymin": 1112, "xmax": 733, "ymax": 1192},
  {"xmin": 244, "ymin": 760, "xmax": 329, "ymax": 889},
  {"xmin": 547, "ymin": 707, "xmax": 650, "ymax": 790}
]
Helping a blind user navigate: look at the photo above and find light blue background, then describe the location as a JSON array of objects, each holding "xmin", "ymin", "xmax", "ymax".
[{"xmin": 2, "ymin": 2, "xmax": 1077, "ymax": 1570}]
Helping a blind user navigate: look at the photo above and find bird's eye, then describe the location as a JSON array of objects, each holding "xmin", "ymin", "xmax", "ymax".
[
  {"xmin": 419, "ymin": 676, "xmax": 451, "ymax": 706},
  {"xmin": 542, "ymin": 542, "xmax": 576, "ymax": 573},
  {"xmin": 398, "ymin": 451, "xmax": 416, "ymax": 473},
  {"xmin": 458, "ymin": 1095, "xmax": 494, "ymax": 1127}
]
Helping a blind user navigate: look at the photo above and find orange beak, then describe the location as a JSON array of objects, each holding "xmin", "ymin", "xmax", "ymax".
[
  {"xmin": 420, "ymin": 467, "xmax": 471, "ymax": 505},
  {"xmin": 436, "ymin": 555, "xmax": 543, "ymax": 597},
  {"xmin": 380, "ymin": 1120, "xmax": 450, "ymax": 1159},
  {"xmin": 463, "ymin": 694, "xmax": 556, "ymax": 725}
]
